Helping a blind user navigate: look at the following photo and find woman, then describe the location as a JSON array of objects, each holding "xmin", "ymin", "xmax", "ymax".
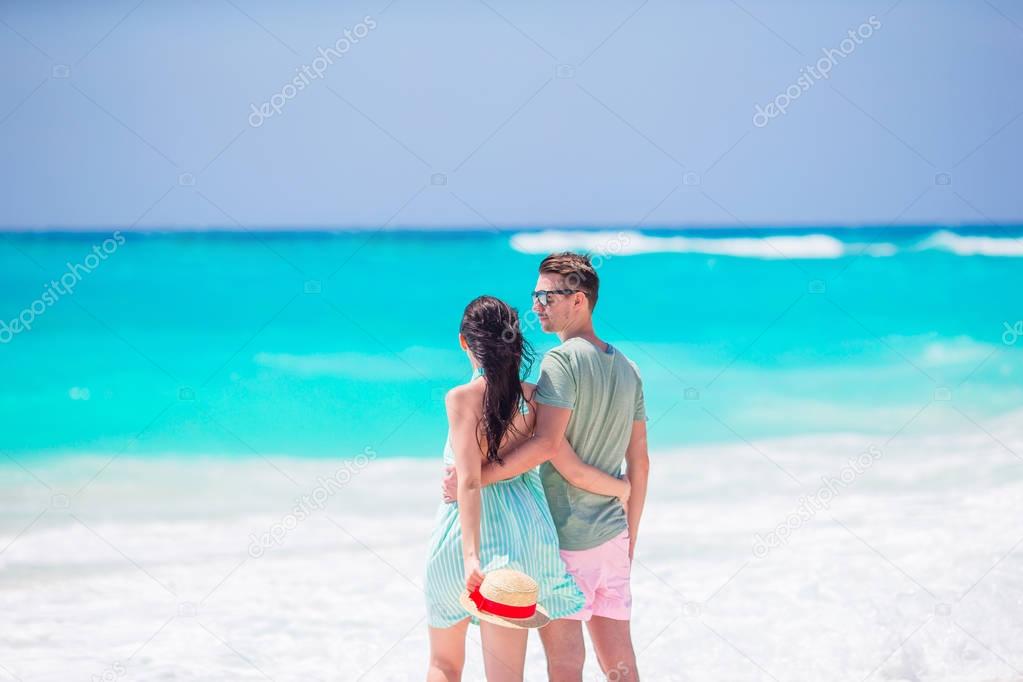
[{"xmin": 425, "ymin": 296, "xmax": 630, "ymax": 681}]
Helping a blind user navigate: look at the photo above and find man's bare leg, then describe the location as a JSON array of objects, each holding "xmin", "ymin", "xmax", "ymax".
[
  {"xmin": 538, "ymin": 618, "xmax": 586, "ymax": 682},
  {"xmin": 587, "ymin": 616, "xmax": 639, "ymax": 681}
]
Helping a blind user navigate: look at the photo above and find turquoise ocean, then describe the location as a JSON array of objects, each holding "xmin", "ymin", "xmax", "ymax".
[
  {"xmin": 4, "ymin": 226, "xmax": 1023, "ymax": 681},
  {"xmin": 1, "ymin": 226, "xmax": 1022, "ymax": 461}
]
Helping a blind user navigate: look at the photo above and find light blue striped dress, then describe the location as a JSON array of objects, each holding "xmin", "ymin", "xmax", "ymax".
[{"xmin": 424, "ymin": 378, "xmax": 586, "ymax": 628}]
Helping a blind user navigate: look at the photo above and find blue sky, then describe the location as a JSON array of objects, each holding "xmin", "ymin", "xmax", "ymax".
[{"xmin": 1, "ymin": 0, "xmax": 1021, "ymax": 229}]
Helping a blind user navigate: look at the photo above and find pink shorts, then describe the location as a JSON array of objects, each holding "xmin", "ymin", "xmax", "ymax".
[{"xmin": 559, "ymin": 529, "xmax": 632, "ymax": 621}]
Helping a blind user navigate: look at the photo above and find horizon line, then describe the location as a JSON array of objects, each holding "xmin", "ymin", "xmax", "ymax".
[{"xmin": 2, "ymin": 223, "xmax": 1022, "ymax": 235}]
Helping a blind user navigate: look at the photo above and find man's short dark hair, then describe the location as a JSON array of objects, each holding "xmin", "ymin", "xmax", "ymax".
[{"xmin": 539, "ymin": 252, "xmax": 599, "ymax": 310}]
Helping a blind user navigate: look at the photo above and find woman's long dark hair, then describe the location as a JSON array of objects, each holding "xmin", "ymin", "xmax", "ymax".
[{"xmin": 459, "ymin": 296, "xmax": 535, "ymax": 465}]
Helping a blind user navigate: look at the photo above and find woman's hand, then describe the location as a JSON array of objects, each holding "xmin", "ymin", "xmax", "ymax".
[
  {"xmin": 442, "ymin": 466, "xmax": 457, "ymax": 503},
  {"xmin": 618, "ymin": 474, "xmax": 631, "ymax": 510},
  {"xmin": 464, "ymin": 557, "xmax": 484, "ymax": 592}
]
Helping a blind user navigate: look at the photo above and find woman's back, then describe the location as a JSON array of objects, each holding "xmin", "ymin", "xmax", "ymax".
[
  {"xmin": 426, "ymin": 374, "xmax": 583, "ymax": 629},
  {"xmin": 441, "ymin": 379, "xmax": 537, "ymax": 467}
]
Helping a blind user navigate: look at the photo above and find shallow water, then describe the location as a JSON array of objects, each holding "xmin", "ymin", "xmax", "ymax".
[
  {"xmin": 2, "ymin": 227, "xmax": 1022, "ymax": 459},
  {"xmin": 1, "ymin": 407, "xmax": 1021, "ymax": 680}
]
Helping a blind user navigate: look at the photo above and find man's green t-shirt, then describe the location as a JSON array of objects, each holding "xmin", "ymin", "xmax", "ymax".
[{"xmin": 533, "ymin": 336, "xmax": 646, "ymax": 551}]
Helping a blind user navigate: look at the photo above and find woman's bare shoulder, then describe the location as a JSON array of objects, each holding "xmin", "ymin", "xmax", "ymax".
[{"xmin": 445, "ymin": 382, "xmax": 484, "ymax": 416}]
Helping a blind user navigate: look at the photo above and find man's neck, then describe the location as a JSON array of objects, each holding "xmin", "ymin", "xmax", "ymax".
[{"xmin": 557, "ymin": 322, "xmax": 606, "ymax": 352}]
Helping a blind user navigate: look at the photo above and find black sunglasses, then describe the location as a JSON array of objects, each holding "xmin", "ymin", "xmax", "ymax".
[{"xmin": 531, "ymin": 289, "xmax": 580, "ymax": 307}]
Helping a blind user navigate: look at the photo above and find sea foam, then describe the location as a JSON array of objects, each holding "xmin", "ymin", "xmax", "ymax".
[
  {"xmin": 914, "ymin": 229, "xmax": 1023, "ymax": 257},
  {"xmin": 2, "ymin": 413, "xmax": 1021, "ymax": 680},
  {"xmin": 509, "ymin": 229, "xmax": 1023, "ymax": 259}
]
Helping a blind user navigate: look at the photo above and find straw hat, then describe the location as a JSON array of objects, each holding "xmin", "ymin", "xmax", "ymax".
[{"xmin": 459, "ymin": 568, "xmax": 551, "ymax": 629}]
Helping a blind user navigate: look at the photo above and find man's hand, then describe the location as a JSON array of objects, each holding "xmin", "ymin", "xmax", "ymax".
[
  {"xmin": 442, "ymin": 465, "xmax": 458, "ymax": 503},
  {"xmin": 624, "ymin": 420, "xmax": 648, "ymax": 562}
]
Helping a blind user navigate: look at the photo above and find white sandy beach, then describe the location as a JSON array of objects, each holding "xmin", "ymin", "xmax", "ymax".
[{"xmin": 2, "ymin": 410, "xmax": 1022, "ymax": 681}]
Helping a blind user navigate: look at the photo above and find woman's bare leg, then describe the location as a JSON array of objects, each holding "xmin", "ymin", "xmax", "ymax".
[
  {"xmin": 479, "ymin": 621, "xmax": 528, "ymax": 682},
  {"xmin": 427, "ymin": 618, "xmax": 469, "ymax": 682}
]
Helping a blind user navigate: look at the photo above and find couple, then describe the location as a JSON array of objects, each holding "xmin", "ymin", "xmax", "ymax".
[{"xmin": 425, "ymin": 252, "xmax": 649, "ymax": 681}]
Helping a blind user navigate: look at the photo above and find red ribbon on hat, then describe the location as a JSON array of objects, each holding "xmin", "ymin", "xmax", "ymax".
[{"xmin": 469, "ymin": 587, "xmax": 537, "ymax": 618}]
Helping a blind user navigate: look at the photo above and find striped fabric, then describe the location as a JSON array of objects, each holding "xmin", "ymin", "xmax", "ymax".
[{"xmin": 424, "ymin": 396, "xmax": 585, "ymax": 628}]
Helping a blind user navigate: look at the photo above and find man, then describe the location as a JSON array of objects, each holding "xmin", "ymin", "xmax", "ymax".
[{"xmin": 443, "ymin": 252, "xmax": 650, "ymax": 681}]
